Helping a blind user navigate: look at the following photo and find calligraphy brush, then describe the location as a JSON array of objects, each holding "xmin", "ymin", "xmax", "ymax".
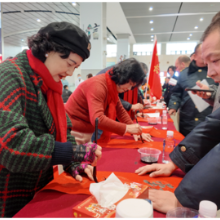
[
  {"xmin": 141, "ymin": 99, "xmax": 145, "ymax": 118},
  {"xmin": 93, "ymin": 118, "xmax": 99, "ymax": 183},
  {"xmin": 135, "ymin": 115, "xmax": 144, "ymax": 143}
]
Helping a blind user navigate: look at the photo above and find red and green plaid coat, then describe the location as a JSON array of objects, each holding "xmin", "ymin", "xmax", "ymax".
[{"xmin": 0, "ymin": 50, "xmax": 76, "ymax": 217}]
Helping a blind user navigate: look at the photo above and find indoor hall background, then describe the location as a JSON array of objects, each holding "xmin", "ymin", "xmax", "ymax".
[{"xmin": 1, "ymin": 2, "xmax": 220, "ymax": 87}]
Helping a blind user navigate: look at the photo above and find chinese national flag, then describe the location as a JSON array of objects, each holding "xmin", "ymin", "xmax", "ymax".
[{"xmin": 147, "ymin": 36, "xmax": 162, "ymax": 99}]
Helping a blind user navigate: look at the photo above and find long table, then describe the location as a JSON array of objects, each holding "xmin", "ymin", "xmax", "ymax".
[{"xmin": 14, "ymin": 116, "xmax": 184, "ymax": 218}]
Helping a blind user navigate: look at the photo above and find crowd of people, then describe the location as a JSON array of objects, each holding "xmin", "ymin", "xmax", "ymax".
[{"xmin": 1, "ymin": 11, "xmax": 220, "ymax": 217}]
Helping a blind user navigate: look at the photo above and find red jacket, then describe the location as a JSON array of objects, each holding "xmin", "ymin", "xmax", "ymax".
[{"xmin": 65, "ymin": 74, "xmax": 133, "ymax": 135}]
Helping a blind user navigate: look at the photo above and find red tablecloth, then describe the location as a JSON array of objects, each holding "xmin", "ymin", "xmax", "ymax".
[{"xmin": 14, "ymin": 117, "xmax": 184, "ymax": 218}]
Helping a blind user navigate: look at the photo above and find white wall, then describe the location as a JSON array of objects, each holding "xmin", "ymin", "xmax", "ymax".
[
  {"xmin": 106, "ymin": 54, "xmax": 181, "ymax": 72},
  {"xmin": 80, "ymin": 3, "xmax": 105, "ymax": 70},
  {"xmin": 4, "ymin": 43, "xmax": 22, "ymax": 60}
]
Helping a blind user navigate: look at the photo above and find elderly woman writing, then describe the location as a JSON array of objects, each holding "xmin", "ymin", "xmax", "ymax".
[
  {"xmin": 65, "ymin": 58, "xmax": 153, "ymax": 145},
  {"xmin": 0, "ymin": 22, "xmax": 101, "ymax": 217}
]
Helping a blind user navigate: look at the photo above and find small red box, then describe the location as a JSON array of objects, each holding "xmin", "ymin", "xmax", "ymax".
[{"xmin": 73, "ymin": 181, "xmax": 149, "ymax": 218}]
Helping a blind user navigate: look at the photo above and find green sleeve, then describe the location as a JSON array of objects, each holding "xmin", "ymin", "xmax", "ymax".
[{"xmin": 0, "ymin": 67, "xmax": 55, "ymax": 173}]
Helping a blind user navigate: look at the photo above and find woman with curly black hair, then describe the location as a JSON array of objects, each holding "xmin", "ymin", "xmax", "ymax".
[
  {"xmin": 65, "ymin": 58, "xmax": 153, "ymax": 145},
  {"xmin": 0, "ymin": 22, "xmax": 102, "ymax": 217}
]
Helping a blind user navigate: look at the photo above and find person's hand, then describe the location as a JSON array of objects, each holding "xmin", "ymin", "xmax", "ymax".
[
  {"xmin": 136, "ymin": 112, "xmax": 143, "ymax": 118},
  {"xmin": 135, "ymin": 161, "xmax": 178, "ymax": 177},
  {"xmin": 72, "ymin": 142, "xmax": 102, "ymax": 165},
  {"xmin": 142, "ymin": 133, "xmax": 153, "ymax": 142},
  {"xmin": 149, "ymin": 190, "xmax": 182, "ymax": 214},
  {"xmin": 65, "ymin": 163, "xmax": 95, "ymax": 182},
  {"xmin": 126, "ymin": 124, "xmax": 142, "ymax": 135},
  {"xmin": 133, "ymin": 133, "xmax": 153, "ymax": 142},
  {"xmin": 131, "ymin": 103, "xmax": 144, "ymax": 111},
  {"xmin": 190, "ymin": 81, "xmax": 212, "ymax": 99},
  {"xmin": 136, "ymin": 112, "xmax": 149, "ymax": 118},
  {"xmin": 143, "ymin": 99, "xmax": 150, "ymax": 105},
  {"xmin": 168, "ymin": 109, "xmax": 176, "ymax": 116}
]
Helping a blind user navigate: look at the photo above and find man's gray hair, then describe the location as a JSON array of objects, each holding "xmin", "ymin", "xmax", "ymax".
[{"xmin": 178, "ymin": 55, "xmax": 191, "ymax": 65}]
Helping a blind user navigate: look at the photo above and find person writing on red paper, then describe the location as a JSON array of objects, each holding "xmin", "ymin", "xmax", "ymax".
[
  {"xmin": 135, "ymin": 16, "xmax": 220, "ymax": 213},
  {"xmin": 95, "ymin": 62, "xmax": 148, "ymax": 115},
  {"xmin": 65, "ymin": 58, "xmax": 153, "ymax": 144}
]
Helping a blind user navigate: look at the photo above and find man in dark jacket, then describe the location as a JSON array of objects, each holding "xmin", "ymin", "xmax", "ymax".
[
  {"xmin": 163, "ymin": 65, "xmax": 178, "ymax": 106},
  {"xmin": 168, "ymin": 45, "xmax": 217, "ymax": 136},
  {"xmin": 135, "ymin": 16, "xmax": 220, "ymax": 214},
  {"xmin": 62, "ymin": 85, "xmax": 72, "ymax": 103}
]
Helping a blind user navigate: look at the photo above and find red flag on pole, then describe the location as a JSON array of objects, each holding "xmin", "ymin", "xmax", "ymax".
[{"xmin": 147, "ymin": 36, "xmax": 162, "ymax": 99}]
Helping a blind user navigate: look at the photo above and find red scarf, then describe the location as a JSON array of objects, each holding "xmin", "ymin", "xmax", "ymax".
[
  {"xmin": 123, "ymin": 87, "xmax": 138, "ymax": 119},
  {"xmin": 98, "ymin": 69, "xmax": 119, "ymax": 143},
  {"xmin": 26, "ymin": 50, "xmax": 67, "ymax": 142}
]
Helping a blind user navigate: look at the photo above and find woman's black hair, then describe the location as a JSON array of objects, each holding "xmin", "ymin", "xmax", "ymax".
[
  {"xmin": 109, "ymin": 58, "xmax": 145, "ymax": 88},
  {"xmin": 167, "ymin": 65, "xmax": 176, "ymax": 72},
  {"xmin": 28, "ymin": 33, "xmax": 72, "ymax": 63}
]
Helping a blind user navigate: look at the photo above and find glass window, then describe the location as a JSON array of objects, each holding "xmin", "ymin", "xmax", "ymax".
[
  {"xmin": 106, "ymin": 44, "xmax": 117, "ymax": 57},
  {"xmin": 133, "ymin": 43, "xmax": 161, "ymax": 56},
  {"xmin": 166, "ymin": 42, "xmax": 197, "ymax": 55},
  {"xmin": 160, "ymin": 72, "xmax": 164, "ymax": 77},
  {"xmin": 22, "ymin": 46, "xmax": 29, "ymax": 50}
]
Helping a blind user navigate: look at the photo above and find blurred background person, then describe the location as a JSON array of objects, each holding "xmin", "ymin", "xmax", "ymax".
[
  {"xmin": 163, "ymin": 65, "xmax": 177, "ymax": 106},
  {"xmin": 62, "ymin": 85, "xmax": 72, "ymax": 103},
  {"xmin": 75, "ymin": 73, "xmax": 84, "ymax": 88},
  {"xmin": 61, "ymin": 76, "xmax": 69, "ymax": 91},
  {"xmin": 87, "ymin": 73, "xmax": 93, "ymax": 79},
  {"xmin": 190, "ymin": 52, "xmax": 195, "ymax": 61}
]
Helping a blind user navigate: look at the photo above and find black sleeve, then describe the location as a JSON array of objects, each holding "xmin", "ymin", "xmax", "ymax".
[
  {"xmin": 138, "ymin": 89, "xmax": 144, "ymax": 100},
  {"xmin": 170, "ymin": 106, "xmax": 220, "ymax": 172},
  {"xmin": 162, "ymin": 83, "xmax": 167, "ymax": 90},
  {"xmin": 51, "ymin": 141, "xmax": 73, "ymax": 166},
  {"xmin": 168, "ymin": 76, "xmax": 183, "ymax": 110},
  {"xmin": 120, "ymin": 97, "xmax": 132, "ymax": 111},
  {"xmin": 175, "ymin": 143, "xmax": 220, "ymax": 210}
]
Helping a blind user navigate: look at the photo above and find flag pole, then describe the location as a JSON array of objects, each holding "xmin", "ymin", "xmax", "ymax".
[{"xmin": 144, "ymin": 35, "xmax": 157, "ymax": 99}]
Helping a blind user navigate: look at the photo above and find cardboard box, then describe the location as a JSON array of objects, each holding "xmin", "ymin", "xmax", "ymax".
[{"xmin": 72, "ymin": 181, "xmax": 149, "ymax": 218}]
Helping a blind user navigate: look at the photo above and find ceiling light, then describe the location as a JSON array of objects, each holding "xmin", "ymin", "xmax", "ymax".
[
  {"xmin": 151, "ymin": 28, "xmax": 154, "ymax": 31},
  {"xmin": 189, "ymin": 34, "xmax": 192, "ymax": 36},
  {"xmin": 151, "ymin": 35, "xmax": 154, "ymax": 38},
  {"xmin": 187, "ymin": 37, "xmax": 190, "ymax": 40},
  {"xmin": 37, "ymin": 19, "xmax": 41, "ymax": 22},
  {"xmin": 149, "ymin": 20, "xmax": 153, "ymax": 24},
  {"xmin": 21, "ymin": 39, "xmax": 24, "ymax": 41},
  {"xmin": 72, "ymin": 2, "xmax": 76, "ymax": 6},
  {"xmin": 149, "ymin": 7, "xmax": 153, "ymax": 11},
  {"xmin": 200, "ymin": 18, "xmax": 203, "ymax": 21},
  {"xmin": 151, "ymin": 39, "xmax": 153, "ymax": 41},
  {"xmin": 194, "ymin": 26, "xmax": 198, "ymax": 29},
  {"xmin": 107, "ymin": 37, "xmax": 110, "ymax": 40}
]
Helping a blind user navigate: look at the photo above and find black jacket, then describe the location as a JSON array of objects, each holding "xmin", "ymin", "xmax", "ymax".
[
  {"xmin": 163, "ymin": 74, "xmax": 179, "ymax": 104},
  {"xmin": 170, "ymin": 106, "xmax": 220, "ymax": 210},
  {"xmin": 168, "ymin": 61, "xmax": 216, "ymax": 136},
  {"xmin": 62, "ymin": 88, "xmax": 72, "ymax": 103}
]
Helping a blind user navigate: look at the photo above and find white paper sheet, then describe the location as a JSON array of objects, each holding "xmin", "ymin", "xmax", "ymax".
[
  {"xmin": 169, "ymin": 78, "xmax": 177, "ymax": 86},
  {"xmin": 187, "ymin": 79, "xmax": 210, "ymax": 113},
  {"xmin": 145, "ymin": 113, "xmax": 160, "ymax": 118}
]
